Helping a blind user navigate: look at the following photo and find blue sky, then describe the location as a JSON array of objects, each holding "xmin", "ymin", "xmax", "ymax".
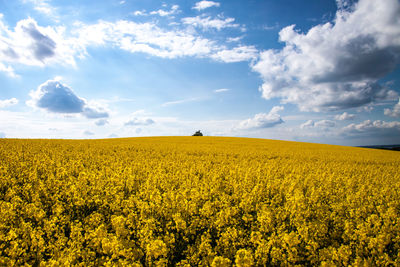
[{"xmin": 0, "ymin": 0, "xmax": 400, "ymax": 146}]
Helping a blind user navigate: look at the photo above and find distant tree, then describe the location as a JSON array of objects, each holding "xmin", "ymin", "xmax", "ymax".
[{"xmin": 192, "ymin": 130, "xmax": 203, "ymax": 136}]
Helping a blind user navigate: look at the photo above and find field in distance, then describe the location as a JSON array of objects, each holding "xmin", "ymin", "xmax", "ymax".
[{"xmin": 0, "ymin": 136, "xmax": 399, "ymax": 266}]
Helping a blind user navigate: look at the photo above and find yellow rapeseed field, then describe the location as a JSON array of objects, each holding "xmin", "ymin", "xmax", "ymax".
[{"xmin": 0, "ymin": 136, "xmax": 399, "ymax": 266}]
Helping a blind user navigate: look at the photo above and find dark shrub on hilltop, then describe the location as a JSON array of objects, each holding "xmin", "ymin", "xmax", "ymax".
[{"xmin": 192, "ymin": 130, "xmax": 203, "ymax": 136}]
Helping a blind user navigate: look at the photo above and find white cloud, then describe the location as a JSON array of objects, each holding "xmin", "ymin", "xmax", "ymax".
[
  {"xmin": 82, "ymin": 106, "xmax": 109, "ymax": 119},
  {"xmin": 0, "ymin": 109, "xmax": 110, "ymax": 139},
  {"xmin": 150, "ymin": 5, "xmax": 180, "ymax": 17},
  {"xmin": 162, "ymin": 97, "xmax": 201, "ymax": 107},
  {"xmin": 182, "ymin": 16, "xmax": 239, "ymax": 31},
  {"xmin": 95, "ymin": 119, "xmax": 109, "ymax": 126},
  {"xmin": 0, "ymin": 17, "xmax": 81, "ymax": 70},
  {"xmin": 27, "ymin": 79, "xmax": 109, "ymax": 119},
  {"xmin": 252, "ymin": 0, "xmax": 400, "ymax": 111},
  {"xmin": 28, "ymin": 79, "xmax": 85, "ymax": 113},
  {"xmin": 300, "ymin": 120, "xmax": 315, "ymax": 129},
  {"xmin": 83, "ymin": 130, "xmax": 94, "ymax": 136},
  {"xmin": 342, "ymin": 120, "xmax": 400, "ymax": 137},
  {"xmin": 131, "ymin": 109, "xmax": 148, "ymax": 116},
  {"xmin": 0, "ymin": 13, "xmax": 256, "ymax": 72},
  {"xmin": 132, "ymin": 5, "xmax": 180, "ymax": 17},
  {"xmin": 384, "ymin": 98, "xmax": 400, "ymax": 117},
  {"xmin": 124, "ymin": 117, "xmax": 155, "ymax": 126},
  {"xmin": 0, "ymin": 132, "xmax": 5, "ymax": 138},
  {"xmin": 336, "ymin": 0, "xmax": 357, "ymax": 11},
  {"xmin": 0, "ymin": 63, "xmax": 18, "ymax": 78},
  {"xmin": 227, "ymin": 36, "xmax": 243, "ymax": 43},
  {"xmin": 22, "ymin": 0, "xmax": 56, "ymax": 17},
  {"xmin": 214, "ymin": 88, "xmax": 229, "ymax": 93},
  {"xmin": 262, "ymin": 24, "xmax": 278, "ymax": 31},
  {"xmin": 315, "ymin": 120, "xmax": 336, "ymax": 128},
  {"xmin": 193, "ymin": 1, "xmax": 220, "ymax": 11},
  {"xmin": 0, "ymin": 98, "xmax": 18, "ymax": 108},
  {"xmin": 335, "ymin": 112, "xmax": 356, "ymax": 120},
  {"xmin": 238, "ymin": 106, "xmax": 284, "ymax": 130},
  {"xmin": 75, "ymin": 20, "xmax": 216, "ymax": 59},
  {"xmin": 211, "ymin": 45, "xmax": 258, "ymax": 63},
  {"xmin": 132, "ymin": 10, "xmax": 146, "ymax": 16},
  {"xmin": 301, "ymin": 119, "xmax": 335, "ymax": 128}
]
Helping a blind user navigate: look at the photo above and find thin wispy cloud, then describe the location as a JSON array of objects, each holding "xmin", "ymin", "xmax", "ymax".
[
  {"xmin": 182, "ymin": 15, "xmax": 240, "ymax": 31},
  {"xmin": 150, "ymin": 5, "xmax": 180, "ymax": 17},
  {"xmin": 83, "ymin": 130, "xmax": 94, "ymax": 135},
  {"xmin": 95, "ymin": 119, "xmax": 108, "ymax": 126},
  {"xmin": 124, "ymin": 118, "xmax": 155, "ymax": 126},
  {"xmin": 162, "ymin": 97, "xmax": 201, "ymax": 107},
  {"xmin": 74, "ymin": 19, "xmax": 253, "ymax": 62},
  {"xmin": 227, "ymin": 36, "xmax": 243, "ymax": 43},
  {"xmin": 0, "ymin": 98, "xmax": 18, "ymax": 108},
  {"xmin": 22, "ymin": 0, "xmax": 57, "ymax": 17},
  {"xmin": 214, "ymin": 88, "xmax": 229, "ymax": 93},
  {"xmin": 0, "ymin": 63, "xmax": 17, "ymax": 78}
]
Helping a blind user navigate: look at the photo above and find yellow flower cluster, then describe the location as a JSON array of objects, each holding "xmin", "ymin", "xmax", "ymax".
[{"xmin": 0, "ymin": 137, "xmax": 399, "ymax": 266}]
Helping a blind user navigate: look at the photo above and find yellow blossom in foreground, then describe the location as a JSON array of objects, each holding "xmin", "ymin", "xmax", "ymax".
[{"xmin": 0, "ymin": 136, "xmax": 399, "ymax": 265}]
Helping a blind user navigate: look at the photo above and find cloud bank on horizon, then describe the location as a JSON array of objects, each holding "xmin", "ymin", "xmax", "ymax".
[{"xmin": 0, "ymin": 0, "xmax": 399, "ymax": 145}]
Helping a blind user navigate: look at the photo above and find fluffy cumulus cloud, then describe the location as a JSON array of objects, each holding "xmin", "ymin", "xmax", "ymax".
[
  {"xmin": 335, "ymin": 112, "xmax": 356, "ymax": 120},
  {"xmin": 252, "ymin": 0, "xmax": 400, "ymax": 111},
  {"xmin": 300, "ymin": 120, "xmax": 315, "ymax": 129},
  {"xmin": 0, "ymin": 16, "xmax": 81, "ymax": 74},
  {"xmin": 82, "ymin": 104, "xmax": 109, "ymax": 119},
  {"xmin": 384, "ymin": 98, "xmax": 400, "ymax": 118},
  {"xmin": 27, "ymin": 79, "xmax": 109, "ymax": 118},
  {"xmin": 238, "ymin": 106, "xmax": 284, "ymax": 130},
  {"xmin": 315, "ymin": 120, "xmax": 336, "ymax": 128},
  {"xmin": 124, "ymin": 117, "xmax": 155, "ymax": 126},
  {"xmin": 0, "ymin": 98, "xmax": 18, "ymax": 108},
  {"xmin": 193, "ymin": 1, "xmax": 220, "ymax": 11},
  {"xmin": 342, "ymin": 120, "xmax": 400, "ymax": 137},
  {"xmin": 301, "ymin": 119, "xmax": 336, "ymax": 128}
]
